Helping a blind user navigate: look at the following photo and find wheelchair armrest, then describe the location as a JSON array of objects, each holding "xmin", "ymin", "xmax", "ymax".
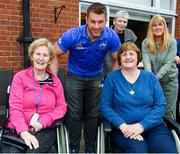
[
  {"xmin": 54, "ymin": 114, "xmax": 67, "ymax": 127},
  {"xmin": 164, "ymin": 117, "xmax": 180, "ymax": 136},
  {"xmin": 54, "ymin": 120, "xmax": 65, "ymax": 128},
  {"xmin": 55, "ymin": 121, "xmax": 63, "ymax": 126},
  {"xmin": 103, "ymin": 120, "xmax": 112, "ymax": 132},
  {"xmin": 0, "ymin": 105, "xmax": 7, "ymax": 127}
]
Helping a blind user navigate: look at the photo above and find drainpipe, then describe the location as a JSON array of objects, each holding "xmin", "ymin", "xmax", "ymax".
[{"xmin": 17, "ymin": 0, "xmax": 33, "ymax": 68}]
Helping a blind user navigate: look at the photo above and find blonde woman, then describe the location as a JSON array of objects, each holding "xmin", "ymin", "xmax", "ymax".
[{"xmin": 142, "ymin": 15, "xmax": 178, "ymax": 119}]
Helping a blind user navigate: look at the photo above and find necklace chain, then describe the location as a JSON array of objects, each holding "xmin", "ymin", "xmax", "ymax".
[
  {"xmin": 36, "ymin": 72, "xmax": 46, "ymax": 81},
  {"xmin": 41, "ymin": 72, "xmax": 46, "ymax": 80},
  {"xmin": 121, "ymin": 70, "xmax": 136, "ymax": 95}
]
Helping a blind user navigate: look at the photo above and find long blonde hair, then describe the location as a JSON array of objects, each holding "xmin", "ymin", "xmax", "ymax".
[{"xmin": 146, "ymin": 15, "xmax": 170, "ymax": 53}]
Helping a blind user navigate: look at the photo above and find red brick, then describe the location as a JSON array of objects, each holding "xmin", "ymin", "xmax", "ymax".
[{"xmin": 6, "ymin": 0, "xmax": 179, "ymax": 73}]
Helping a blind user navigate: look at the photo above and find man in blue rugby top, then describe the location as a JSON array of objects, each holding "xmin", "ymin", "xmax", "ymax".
[{"xmin": 53, "ymin": 2, "xmax": 120, "ymax": 153}]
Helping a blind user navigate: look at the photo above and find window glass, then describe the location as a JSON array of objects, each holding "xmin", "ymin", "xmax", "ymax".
[
  {"xmin": 160, "ymin": 0, "xmax": 173, "ymax": 10},
  {"xmin": 108, "ymin": 0, "xmax": 152, "ymax": 7}
]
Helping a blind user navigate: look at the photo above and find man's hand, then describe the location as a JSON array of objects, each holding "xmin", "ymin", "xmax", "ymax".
[
  {"xmin": 49, "ymin": 56, "xmax": 59, "ymax": 75},
  {"xmin": 111, "ymin": 52, "xmax": 121, "ymax": 70},
  {"xmin": 112, "ymin": 60, "xmax": 121, "ymax": 70}
]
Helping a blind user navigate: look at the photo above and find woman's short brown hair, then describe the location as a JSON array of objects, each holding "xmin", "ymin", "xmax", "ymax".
[{"xmin": 117, "ymin": 42, "xmax": 141, "ymax": 66}]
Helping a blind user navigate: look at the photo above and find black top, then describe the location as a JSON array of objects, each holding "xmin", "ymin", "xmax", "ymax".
[{"xmin": 38, "ymin": 76, "xmax": 53, "ymax": 86}]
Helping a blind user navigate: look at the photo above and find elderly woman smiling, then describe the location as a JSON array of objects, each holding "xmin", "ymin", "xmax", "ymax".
[
  {"xmin": 1, "ymin": 38, "xmax": 67, "ymax": 153},
  {"xmin": 100, "ymin": 42, "xmax": 177, "ymax": 153}
]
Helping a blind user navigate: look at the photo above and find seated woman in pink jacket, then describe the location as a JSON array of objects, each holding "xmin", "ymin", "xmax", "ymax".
[{"xmin": 1, "ymin": 38, "xmax": 67, "ymax": 153}]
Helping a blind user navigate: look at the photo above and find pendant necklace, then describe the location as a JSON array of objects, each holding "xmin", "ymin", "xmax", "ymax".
[
  {"xmin": 121, "ymin": 70, "xmax": 136, "ymax": 95},
  {"xmin": 129, "ymin": 84, "xmax": 135, "ymax": 95},
  {"xmin": 130, "ymin": 90, "xmax": 135, "ymax": 95}
]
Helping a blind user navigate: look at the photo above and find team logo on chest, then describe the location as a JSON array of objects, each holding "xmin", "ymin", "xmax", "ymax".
[
  {"xmin": 76, "ymin": 43, "xmax": 85, "ymax": 49},
  {"xmin": 100, "ymin": 43, "xmax": 107, "ymax": 49}
]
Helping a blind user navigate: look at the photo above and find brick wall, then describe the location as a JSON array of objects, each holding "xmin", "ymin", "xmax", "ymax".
[
  {"xmin": 0, "ymin": 0, "xmax": 23, "ymax": 71},
  {"xmin": 0, "ymin": 0, "xmax": 79, "ymax": 73},
  {"xmin": 1, "ymin": 1, "xmax": 180, "ymax": 73},
  {"xmin": 176, "ymin": 0, "xmax": 180, "ymax": 39}
]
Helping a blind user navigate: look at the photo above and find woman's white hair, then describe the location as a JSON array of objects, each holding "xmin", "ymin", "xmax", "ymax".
[{"xmin": 114, "ymin": 11, "xmax": 129, "ymax": 20}]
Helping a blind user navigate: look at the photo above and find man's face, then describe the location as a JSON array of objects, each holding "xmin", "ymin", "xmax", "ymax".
[
  {"xmin": 86, "ymin": 12, "xmax": 107, "ymax": 41},
  {"xmin": 113, "ymin": 17, "xmax": 128, "ymax": 33}
]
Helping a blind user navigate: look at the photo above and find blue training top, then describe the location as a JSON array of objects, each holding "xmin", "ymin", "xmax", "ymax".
[
  {"xmin": 100, "ymin": 70, "xmax": 166, "ymax": 130},
  {"xmin": 57, "ymin": 24, "xmax": 120, "ymax": 77}
]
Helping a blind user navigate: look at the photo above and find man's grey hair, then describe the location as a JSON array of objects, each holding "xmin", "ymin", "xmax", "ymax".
[{"xmin": 114, "ymin": 11, "xmax": 129, "ymax": 20}]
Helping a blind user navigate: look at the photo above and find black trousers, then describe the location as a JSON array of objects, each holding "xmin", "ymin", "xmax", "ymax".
[
  {"xmin": 65, "ymin": 72, "xmax": 103, "ymax": 151},
  {"xmin": 1, "ymin": 127, "xmax": 57, "ymax": 153}
]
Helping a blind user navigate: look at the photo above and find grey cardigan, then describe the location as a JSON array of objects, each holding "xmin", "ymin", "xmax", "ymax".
[
  {"xmin": 111, "ymin": 26, "xmax": 137, "ymax": 43},
  {"xmin": 142, "ymin": 38, "xmax": 178, "ymax": 83},
  {"xmin": 123, "ymin": 28, "xmax": 137, "ymax": 43}
]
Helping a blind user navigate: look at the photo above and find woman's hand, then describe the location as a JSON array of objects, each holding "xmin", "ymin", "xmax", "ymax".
[
  {"xmin": 124, "ymin": 123, "xmax": 144, "ymax": 139},
  {"xmin": 32, "ymin": 121, "xmax": 43, "ymax": 133},
  {"xmin": 175, "ymin": 56, "xmax": 180, "ymax": 64},
  {"xmin": 20, "ymin": 131, "xmax": 39, "ymax": 149},
  {"xmin": 131, "ymin": 134, "xmax": 144, "ymax": 141},
  {"xmin": 119, "ymin": 123, "xmax": 144, "ymax": 141},
  {"xmin": 119, "ymin": 123, "xmax": 128, "ymax": 134}
]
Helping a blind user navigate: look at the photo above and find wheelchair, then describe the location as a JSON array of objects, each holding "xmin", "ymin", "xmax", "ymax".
[
  {"xmin": 96, "ymin": 65, "xmax": 180, "ymax": 153},
  {"xmin": 96, "ymin": 74, "xmax": 180, "ymax": 153},
  {"xmin": 0, "ymin": 69, "xmax": 69, "ymax": 153},
  {"xmin": 96, "ymin": 115, "xmax": 180, "ymax": 153}
]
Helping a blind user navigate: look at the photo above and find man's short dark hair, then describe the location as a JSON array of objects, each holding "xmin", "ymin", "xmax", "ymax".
[{"xmin": 87, "ymin": 2, "xmax": 107, "ymax": 17}]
